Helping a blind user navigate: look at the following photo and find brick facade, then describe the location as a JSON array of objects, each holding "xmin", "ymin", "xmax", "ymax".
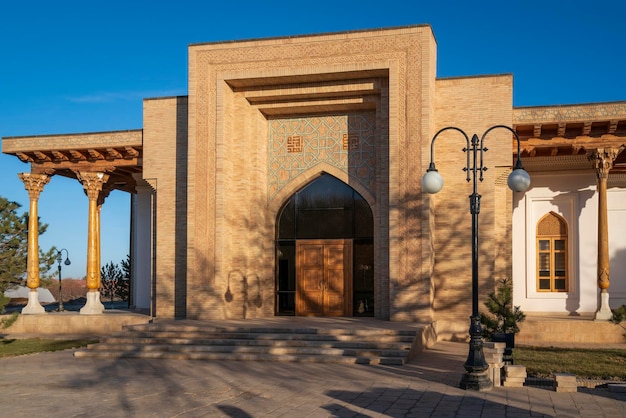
[
  {"xmin": 152, "ymin": 25, "xmax": 516, "ymax": 337},
  {"xmin": 143, "ymin": 96, "xmax": 189, "ymax": 318},
  {"xmin": 3, "ymin": 25, "xmax": 540, "ymax": 338}
]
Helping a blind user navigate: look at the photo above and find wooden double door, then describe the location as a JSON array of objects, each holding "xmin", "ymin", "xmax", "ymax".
[{"xmin": 296, "ymin": 239, "xmax": 352, "ymax": 316}]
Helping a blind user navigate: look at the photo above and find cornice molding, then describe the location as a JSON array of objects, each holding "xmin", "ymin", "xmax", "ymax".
[{"xmin": 514, "ymin": 102, "xmax": 626, "ymax": 124}]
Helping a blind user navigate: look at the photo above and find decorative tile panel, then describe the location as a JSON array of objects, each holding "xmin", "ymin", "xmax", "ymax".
[
  {"xmin": 342, "ymin": 133, "xmax": 360, "ymax": 150},
  {"xmin": 287, "ymin": 135, "xmax": 303, "ymax": 153},
  {"xmin": 268, "ymin": 112, "xmax": 376, "ymax": 200}
]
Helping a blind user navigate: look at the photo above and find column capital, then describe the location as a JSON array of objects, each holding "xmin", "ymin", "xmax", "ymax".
[
  {"xmin": 97, "ymin": 186, "xmax": 114, "ymax": 207},
  {"xmin": 18, "ymin": 172, "xmax": 50, "ymax": 199},
  {"xmin": 587, "ymin": 147, "xmax": 624, "ymax": 180},
  {"xmin": 76, "ymin": 171, "xmax": 110, "ymax": 200}
]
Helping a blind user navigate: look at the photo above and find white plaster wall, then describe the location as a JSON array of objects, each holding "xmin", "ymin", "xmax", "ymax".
[
  {"xmin": 609, "ymin": 189, "xmax": 626, "ymax": 308},
  {"xmin": 512, "ymin": 172, "xmax": 626, "ymax": 314}
]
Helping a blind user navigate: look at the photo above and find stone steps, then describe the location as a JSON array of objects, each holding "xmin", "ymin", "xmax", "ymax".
[{"xmin": 73, "ymin": 322, "xmax": 421, "ymax": 365}]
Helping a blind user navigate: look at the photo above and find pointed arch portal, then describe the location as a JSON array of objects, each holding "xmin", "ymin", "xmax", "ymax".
[{"xmin": 275, "ymin": 174, "xmax": 374, "ymax": 316}]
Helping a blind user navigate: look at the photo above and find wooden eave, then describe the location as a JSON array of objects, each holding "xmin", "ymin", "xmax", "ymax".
[
  {"xmin": 2, "ymin": 130, "xmax": 143, "ymax": 193},
  {"xmin": 513, "ymin": 103, "xmax": 626, "ymax": 174}
]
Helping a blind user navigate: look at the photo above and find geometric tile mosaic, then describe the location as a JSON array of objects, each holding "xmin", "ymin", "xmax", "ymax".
[{"xmin": 268, "ymin": 112, "xmax": 376, "ymax": 201}]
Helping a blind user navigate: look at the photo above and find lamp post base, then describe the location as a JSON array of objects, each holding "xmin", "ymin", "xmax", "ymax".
[
  {"xmin": 460, "ymin": 315, "xmax": 493, "ymax": 391},
  {"xmin": 460, "ymin": 371, "xmax": 493, "ymax": 391}
]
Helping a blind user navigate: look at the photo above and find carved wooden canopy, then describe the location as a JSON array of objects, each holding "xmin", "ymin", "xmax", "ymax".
[
  {"xmin": 2, "ymin": 129, "xmax": 142, "ymax": 193},
  {"xmin": 513, "ymin": 102, "xmax": 626, "ymax": 174}
]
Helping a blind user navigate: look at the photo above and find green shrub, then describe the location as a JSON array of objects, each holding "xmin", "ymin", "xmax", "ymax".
[
  {"xmin": 480, "ymin": 278, "xmax": 525, "ymax": 340},
  {"xmin": 611, "ymin": 305, "xmax": 626, "ymax": 339}
]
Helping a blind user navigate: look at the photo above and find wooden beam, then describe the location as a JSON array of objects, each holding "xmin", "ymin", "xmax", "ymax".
[
  {"xmin": 87, "ymin": 149, "xmax": 104, "ymax": 160},
  {"xmin": 51, "ymin": 150, "xmax": 69, "ymax": 161},
  {"xmin": 69, "ymin": 150, "xmax": 87, "ymax": 161},
  {"xmin": 33, "ymin": 151, "xmax": 51, "ymax": 162},
  {"xmin": 106, "ymin": 148, "xmax": 123, "ymax": 159},
  {"xmin": 15, "ymin": 152, "xmax": 34, "ymax": 162}
]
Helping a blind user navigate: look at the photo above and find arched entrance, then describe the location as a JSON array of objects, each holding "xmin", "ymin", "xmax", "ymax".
[{"xmin": 275, "ymin": 174, "xmax": 374, "ymax": 316}]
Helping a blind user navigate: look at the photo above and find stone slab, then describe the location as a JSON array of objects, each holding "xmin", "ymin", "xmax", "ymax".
[
  {"xmin": 608, "ymin": 384, "xmax": 626, "ymax": 393},
  {"xmin": 554, "ymin": 386, "xmax": 578, "ymax": 393},
  {"xmin": 505, "ymin": 365, "xmax": 527, "ymax": 378},
  {"xmin": 553, "ymin": 373, "xmax": 577, "ymax": 384}
]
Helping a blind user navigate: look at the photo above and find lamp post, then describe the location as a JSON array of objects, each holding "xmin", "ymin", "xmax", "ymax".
[
  {"xmin": 421, "ymin": 125, "xmax": 530, "ymax": 391},
  {"xmin": 56, "ymin": 248, "xmax": 71, "ymax": 311}
]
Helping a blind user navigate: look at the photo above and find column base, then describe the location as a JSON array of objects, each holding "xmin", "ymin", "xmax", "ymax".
[
  {"xmin": 21, "ymin": 290, "xmax": 45, "ymax": 314},
  {"xmin": 595, "ymin": 292, "xmax": 613, "ymax": 321},
  {"xmin": 80, "ymin": 291, "xmax": 105, "ymax": 315}
]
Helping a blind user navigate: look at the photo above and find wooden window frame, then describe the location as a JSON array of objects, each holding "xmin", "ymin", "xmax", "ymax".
[{"xmin": 536, "ymin": 212, "xmax": 569, "ymax": 293}]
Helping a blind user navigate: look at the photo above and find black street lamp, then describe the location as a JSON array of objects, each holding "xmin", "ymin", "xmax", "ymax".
[
  {"xmin": 421, "ymin": 125, "xmax": 530, "ymax": 391},
  {"xmin": 56, "ymin": 248, "xmax": 71, "ymax": 312}
]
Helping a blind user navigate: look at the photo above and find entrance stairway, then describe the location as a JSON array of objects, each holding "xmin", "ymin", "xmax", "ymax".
[{"xmin": 73, "ymin": 320, "xmax": 425, "ymax": 365}]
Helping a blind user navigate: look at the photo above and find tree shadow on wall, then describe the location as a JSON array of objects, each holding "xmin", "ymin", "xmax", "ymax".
[
  {"xmin": 195, "ymin": 189, "xmax": 277, "ymax": 319},
  {"xmin": 393, "ymin": 188, "xmax": 503, "ymax": 341}
]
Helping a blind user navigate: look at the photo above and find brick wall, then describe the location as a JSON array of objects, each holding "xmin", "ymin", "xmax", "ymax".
[
  {"xmin": 432, "ymin": 75, "xmax": 514, "ymax": 339},
  {"xmin": 182, "ymin": 26, "xmax": 440, "ymax": 321},
  {"xmin": 143, "ymin": 96, "xmax": 188, "ymax": 318},
  {"xmin": 147, "ymin": 27, "xmax": 515, "ymax": 327}
]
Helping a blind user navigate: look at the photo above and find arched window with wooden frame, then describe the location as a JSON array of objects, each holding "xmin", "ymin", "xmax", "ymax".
[{"xmin": 536, "ymin": 212, "xmax": 569, "ymax": 292}]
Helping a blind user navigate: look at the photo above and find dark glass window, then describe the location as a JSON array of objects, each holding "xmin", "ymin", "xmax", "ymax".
[{"xmin": 276, "ymin": 174, "xmax": 374, "ymax": 315}]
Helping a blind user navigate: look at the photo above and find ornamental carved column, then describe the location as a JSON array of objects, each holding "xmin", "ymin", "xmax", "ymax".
[
  {"xmin": 76, "ymin": 171, "xmax": 109, "ymax": 315},
  {"xmin": 588, "ymin": 147, "xmax": 623, "ymax": 320},
  {"xmin": 17, "ymin": 172, "xmax": 50, "ymax": 314}
]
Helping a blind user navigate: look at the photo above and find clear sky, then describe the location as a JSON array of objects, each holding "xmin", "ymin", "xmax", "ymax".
[{"xmin": 1, "ymin": 0, "xmax": 624, "ymax": 279}]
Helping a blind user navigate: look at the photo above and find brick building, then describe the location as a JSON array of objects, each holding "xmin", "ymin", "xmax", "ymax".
[{"xmin": 3, "ymin": 25, "xmax": 625, "ymax": 339}]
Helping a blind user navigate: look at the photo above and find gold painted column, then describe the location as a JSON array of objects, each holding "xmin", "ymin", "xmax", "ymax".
[
  {"xmin": 588, "ymin": 147, "xmax": 622, "ymax": 320},
  {"xmin": 17, "ymin": 172, "xmax": 50, "ymax": 314},
  {"xmin": 96, "ymin": 188, "xmax": 111, "ymax": 291},
  {"xmin": 76, "ymin": 171, "xmax": 109, "ymax": 315}
]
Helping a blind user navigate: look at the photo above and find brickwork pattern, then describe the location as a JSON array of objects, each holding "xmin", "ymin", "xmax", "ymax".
[
  {"xmin": 185, "ymin": 26, "xmax": 438, "ymax": 321},
  {"xmin": 143, "ymin": 97, "xmax": 188, "ymax": 318},
  {"xmin": 432, "ymin": 75, "xmax": 514, "ymax": 339}
]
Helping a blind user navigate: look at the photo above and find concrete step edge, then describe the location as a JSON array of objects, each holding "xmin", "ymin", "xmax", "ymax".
[
  {"xmin": 112, "ymin": 331, "xmax": 415, "ymax": 343},
  {"xmin": 74, "ymin": 350, "xmax": 373, "ymax": 364},
  {"xmin": 84, "ymin": 343, "xmax": 410, "ymax": 358},
  {"xmin": 123, "ymin": 325, "xmax": 418, "ymax": 337},
  {"xmin": 98, "ymin": 337, "xmax": 413, "ymax": 350}
]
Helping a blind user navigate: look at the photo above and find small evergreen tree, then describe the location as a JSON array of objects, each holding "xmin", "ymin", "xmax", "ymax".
[
  {"xmin": 480, "ymin": 278, "xmax": 526, "ymax": 340},
  {"xmin": 100, "ymin": 261, "xmax": 123, "ymax": 302},
  {"xmin": 118, "ymin": 254, "xmax": 131, "ymax": 301},
  {"xmin": 610, "ymin": 305, "xmax": 626, "ymax": 339},
  {"xmin": 0, "ymin": 195, "xmax": 55, "ymax": 313},
  {"xmin": 99, "ymin": 257, "xmax": 130, "ymax": 303}
]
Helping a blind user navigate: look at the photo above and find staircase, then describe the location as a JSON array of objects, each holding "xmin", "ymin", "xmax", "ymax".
[{"xmin": 73, "ymin": 321, "xmax": 424, "ymax": 365}]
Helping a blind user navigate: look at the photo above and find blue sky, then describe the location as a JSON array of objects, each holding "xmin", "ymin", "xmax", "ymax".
[{"xmin": 1, "ymin": 0, "xmax": 624, "ymax": 279}]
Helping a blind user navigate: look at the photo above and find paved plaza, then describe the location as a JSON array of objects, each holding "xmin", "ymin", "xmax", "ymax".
[{"xmin": 0, "ymin": 341, "xmax": 624, "ymax": 417}]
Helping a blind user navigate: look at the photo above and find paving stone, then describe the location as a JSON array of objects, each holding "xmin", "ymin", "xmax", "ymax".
[{"xmin": 0, "ymin": 340, "xmax": 625, "ymax": 417}]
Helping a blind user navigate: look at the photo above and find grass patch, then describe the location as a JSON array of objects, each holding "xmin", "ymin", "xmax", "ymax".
[
  {"xmin": 0, "ymin": 338, "xmax": 97, "ymax": 358},
  {"xmin": 514, "ymin": 346, "xmax": 626, "ymax": 381}
]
